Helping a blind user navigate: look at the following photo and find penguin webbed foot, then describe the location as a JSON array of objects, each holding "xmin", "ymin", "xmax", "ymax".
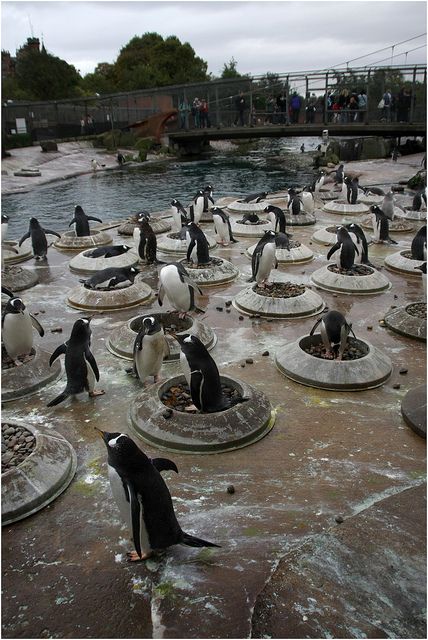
[
  {"xmin": 88, "ymin": 389, "xmax": 105, "ymax": 398},
  {"xmin": 126, "ymin": 550, "xmax": 153, "ymax": 562}
]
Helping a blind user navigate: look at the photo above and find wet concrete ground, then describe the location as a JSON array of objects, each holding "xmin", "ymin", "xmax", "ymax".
[{"xmin": 1, "ymin": 149, "xmax": 426, "ymax": 639}]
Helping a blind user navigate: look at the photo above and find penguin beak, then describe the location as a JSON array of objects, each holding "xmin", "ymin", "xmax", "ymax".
[
  {"xmin": 172, "ymin": 333, "xmax": 185, "ymax": 344},
  {"xmin": 94, "ymin": 427, "xmax": 108, "ymax": 442}
]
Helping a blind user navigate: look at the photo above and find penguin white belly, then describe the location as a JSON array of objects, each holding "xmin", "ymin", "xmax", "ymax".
[
  {"xmin": 1, "ymin": 222, "xmax": 8, "ymax": 242},
  {"xmin": 349, "ymin": 234, "xmax": 362, "ymax": 263},
  {"xmin": 340, "ymin": 183, "xmax": 347, "ymax": 200},
  {"xmin": 179, "ymin": 350, "xmax": 191, "ymax": 386},
  {"xmin": 193, "ymin": 199, "xmax": 204, "ymax": 225},
  {"xmin": 213, "ymin": 216, "xmax": 228, "ymax": 244},
  {"xmin": 422, "ymin": 273, "xmax": 427, "ymax": 299},
  {"xmin": 135, "ymin": 333, "xmax": 165, "ymax": 381},
  {"xmin": 301, "ymin": 192, "xmax": 314, "ymax": 214},
  {"xmin": 267, "ymin": 212, "xmax": 276, "ymax": 231},
  {"xmin": 186, "ymin": 236, "xmax": 198, "ymax": 265},
  {"xmin": 171, "ymin": 210, "xmax": 182, "ymax": 233},
  {"xmin": 2, "ymin": 312, "xmax": 34, "ymax": 359},
  {"xmin": 162, "ymin": 269, "xmax": 191, "ymax": 312},
  {"xmin": 256, "ymin": 244, "xmax": 276, "ymax": 283},
  {"xmin": 133, "ymin": 228, "xmax": 141, "ymax": 253},
  {"xmin": 85, "ymin": 357, "xmax": 97, "ymax": 392},
  {"xmin": 335, "ymin": 246, "xmax": 343, "ymax": 268}
]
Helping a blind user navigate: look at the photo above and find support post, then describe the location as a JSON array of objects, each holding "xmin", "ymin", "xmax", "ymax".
[
  {"xmin": 324, "ymin": 72, "xmax": 329, "ymax": 125},
  {"xmin": 410, "ymin": 66, "xmax": 417, "ymax": 123}
]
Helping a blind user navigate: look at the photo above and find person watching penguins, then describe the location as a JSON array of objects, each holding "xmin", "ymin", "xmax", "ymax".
[
  {"xmin": 234, "ymin": 92, "xmax": 246, "ymax": 126},
  {"xmin": 179, "ymin": 98, "xmax": 190, "ymax": 129}
]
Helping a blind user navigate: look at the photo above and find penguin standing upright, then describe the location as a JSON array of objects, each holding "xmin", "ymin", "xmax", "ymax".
[
  {"xmin": 130, "ymin": 316, "xmax": 170, "ymax": 386},
  {"xmin": 288, "ymin": 194, "xmax": 304, "ymax": 216},
  {"xmin": 79, "ymin": 266, "xmax": 140, "ymax": 290},
  {"xmin": 189, "ymin": 190, "xmax": 205, "ymax": 225},
  {"xmin": 202, "ymin": 184, "xmax": 215, "ymax": 212},
  {"xmin": 411, "ymin": 225, "xmax": 427, "ymax": 260},
  {"xmin": 1, "ymin": 214, "xmax": 9, "ymax": 243},
  {"xmin": 133, "ymin": 214, "xmax": 157, "ymax": 263},
  {"xmin": 69, "ymin": 205, "xmax": 103, "ymax": 236},
  {"xmin": 211, "ymin": 207, "xmax": 237, "ymax": 245},
  {"xmin": 314, "ymin": 171, "xmax": 325, "ymax": 193},
  {"xmin": 47, "ymin": 317, "xmax": 105, "ymax": 407},
  {"xmin": 18, "ymin": 217, "xmax": 61, "ymax": 260},
  {"xmin": 334, "ymin": 164, "xmax": 345, "ymax": 185},
  {"xmin": 186, "ymin": 222, "xmax": 210, "ymax": 265},
  {"xmin": 300, "ymin": 187, "xmax": 315, "ymax": 214},
  {"xmin": 310, "ymin": 310, "xmax": 356, "ymax": 360},
  {"xmin": 327, "ymin": 227, "xmax": 359, "ymax": 270},
  {"xmin": 370, "ymin": 206, "xmax": 397, "ymax": 244},
  {"xmin": 158, "ymin": 262, "xmax": 205, "ymax": 317},
  {"xmin": 414, "ymin": 262, "xmax": 427, "ymax": 298},
  {"xmin": 348, "ymin": 177, "xmax": 359, "ymax": 205},
  {"xmin": 344, "ymin": 223, "xmax": 370, "ymax": 264},
  {"xmin": 96, "ymin": 429, "xmax": 220, "ymax": 561},
  {"xmin": 2, "ymin": 297, "xmax": 44, "ymax": 365},
  {"xmin": 170, "ymin": 199, "xmax": 189, "ymax": 233},
  {"xmin": 249, "ymin": 230, "xmax": 278, "ymax": 287},
  {"xmin": 264, "ymin": 205, "xmax": 287, "ymax": 233},
  {"xmin": 382, "ymin": 192, "xmax": 395, "ymax": 221}
]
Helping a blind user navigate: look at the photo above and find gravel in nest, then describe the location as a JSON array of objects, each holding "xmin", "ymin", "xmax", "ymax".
[
  {"xmin": 168, "ymin": 232, "xmax": 184, "ymax": 240},
  {"xmin": 2, "ymin": 423, "xmax": 36, "ymax": 472},
  {"xmin": 402, "ymin": 250, "xmax": 419, "ymax": 260},
  {"xmin": 183, "ymin": 258, "xmax": 223, "ymax": 269},
  {"xmin": 288, "ymin": 241, "xmax": 301, "ymax": 249},
  {"xmin": 303, "ymin": 339, "xmax": 368, "ymax": 361},
  {"xmin": 161, "ymin": 382, "xmax": 242, "ymax": 413},
  {"xmin": 236, "ymin": 220, "xmax": 268, "ymax": 226},
  {"xmin": 406, "ymin": 302, "xmax": 427, "ymax": 319},
  {"xmin": 254, "ymin": 282, "xmax": 306, "ymax": 298},
  {"xmin": 328, "ymin": 264, "xmax": 374, "ymax": 276},
  {"xmin": 2, "ymin": 346, "xmax": 36, "ymax": 370},
  {"xmin": 326, "ymin": 226, "xmax": 338, "ymax": 234}
]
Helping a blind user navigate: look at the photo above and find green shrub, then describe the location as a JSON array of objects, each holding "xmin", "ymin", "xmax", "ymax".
[
  {"xmin": 5, "ymin": 133, "xmax": 33, "ymax": 149},
  {"xmin": 407, "ymin": 172, "xmax": 426, "ymax": 190}
]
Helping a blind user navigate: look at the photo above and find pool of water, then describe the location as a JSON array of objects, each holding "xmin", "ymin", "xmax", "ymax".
[{"xmin": 2, "ymin": 137, "xmax": 319, "ymax": 238}]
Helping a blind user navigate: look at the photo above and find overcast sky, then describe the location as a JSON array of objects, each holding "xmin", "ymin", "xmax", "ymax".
[{"xmin": 1, "ymin": 1, "xmax": 427, "ymax": 78}]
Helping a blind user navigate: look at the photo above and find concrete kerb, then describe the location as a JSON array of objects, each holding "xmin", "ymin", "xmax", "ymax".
[
  {"xmin": 311, "ymin": 264, "xmax": 391, "ymax": 295},
  {"xmin": 1, "ymin": 347, "xmax": 62, "ymax": 403}
]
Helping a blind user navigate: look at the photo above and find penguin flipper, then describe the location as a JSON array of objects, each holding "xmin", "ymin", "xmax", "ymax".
[
  {"xmin": 181, "ymin": 532, "xmax": 220, "ymax": 548},
  {"xmin": 158, "ymin": 283, "xmax": 165, "ymax": 307},
  {"xmin": 87, "ymin": 216, "xmax": 103, "ymax": 224},
  {"xmin": 68, "ymin": 217, "xmax": 76, "ymax": 228},
  {"xmin": 85, "ymin": 348, "xmax": 100, "ymax": 382},
  {"xmin": 151, "ymin": 458, "xmax": 178, "ymax": 474},
  {"xmin": 49, "ymin": 343, "xmax": 67, "ymax": 366},
  {"xmin": 327, "ymin": 243, "xmax": 340, "ymax": 260},
  {"xmin": 1, "ymin": 286, "xmax": 14, "ymax": 298},
  {"xmin": 18, "ymin": 231, "xmax": 30, "ymax": 247},
  {"xmin": 30, "ymin": 314, "xmax": 45, "ymax": 337},
  {"xmin": 47, "ymin": 389, "xmax": 70, "ymax": 407},
  {"xmin": 186, "ymin": 239, "xmax": 196, "ymax": 262},
  {"xmin": 180, "ymin": 273, "xmax": 203, "ymax": 296},
  {"xmin": 127, "ymin": 481, "xmax": 143, "ymax": 560},
  {"xmin": 309, "ymin": 317, "xmax": 322, "ymax": 336},
  {"xmin": 44, "ymin": 229, "xmax": 61, "ymax": 239}
]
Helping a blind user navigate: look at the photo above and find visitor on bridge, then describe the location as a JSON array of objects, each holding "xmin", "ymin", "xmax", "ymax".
[
  {"xmin": 290, "ymin": 92, "xmax": 302, "ymax": 124},
  {"xmin": 305, "ymin": 94, "xmax": 317, "ymax": 124},
  {"xmin": 276, "ymin": 92, "xmax": 287, "ymax": 124},
  {"xmin": 234, "ymin": 92, "xmax": 246, "ymax": 126},
  {"xmin": 265, "ymin": 95, "xmax": 276, "ymax": 124},
  {"xmin": 200, "ymin": 99, "xmax": 210, "ymax": 128},
  {"xmin": 380, "ymin": 89, "xmax": 392, "ymax": 122},
  {"xmin": 357, "ymin": 89, "xmax": 367, "ymax": 122},
  {"xmin": 179, "ymin": 99, "xmax": 190, "ymax": 129},
  {"xmin": 397, "ymin": 87, "xmax": 412, "ymax": 123},
  {"xmin": 191, "ymin": 98, "xmax": 201, "ymax": 128}
]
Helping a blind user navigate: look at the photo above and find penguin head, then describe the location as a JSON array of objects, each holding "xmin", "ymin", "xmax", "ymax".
[
  {"xmin": 96, "ymin": 429, "xmax": 146, "ymax": 463},
  {"xmin": 174, "ymin": 333, "xmax": 206, "ymax": 357},
  {"xmin": 121, "ymin": 245, "xmax": 130, "ymax": 253},
  {"xmin": 74, "ymin": 205, "xmax": 85, "ymax": 215},
  {"xmin": 70, "ymin": 317, "xmax": 92, "ymax": 342},
  {"xmin": 6, "ymin": 297, "xmax": 25, "ymax": 314},
  {"xmin": 128, "ymin": 266, "xmax": 140, "ymax": 280},
  {"xmin": 2, "ymin": 214, "xmax": 9, "ymax": 223},
  {"xmin": 137, "ymin": 211, "xmax": 150, "ymax": 223},
  {"xmin": 262, "ymin": 230, "xmax": 277, "ymax": 243},
  {"xmin": 29, "ymin": 217, "xmax": 39, "ymax": 228},
  {"xmin": 142, "ymin": 315, "xmax": 162, "ymax": 335},
  {"xmin": 204, "ymin": 184, "xmax": 213, "ymax": 193}
]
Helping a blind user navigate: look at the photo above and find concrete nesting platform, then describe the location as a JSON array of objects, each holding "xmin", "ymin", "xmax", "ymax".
[
  {"xmin": 384, "ymin": 250, "xmax": 425, "ymax": 275},
  {"xmin": 246, "ymin": 241, "xmax": 313, "ymax": 263},
  {"xmin": 396, "ymin": 208, "xmax": 427, "ymax": 222},
  {"xmin": 322, "ymin": 201, "xmax": 370, "ymax": 215},
  {"xmin": 401, "ymin": 385, "xmax": 427, "ymax": 438},
  {"xmin": 129, "ymin": 374, "xmax": 275, "ymax": 454},
  {"xmin": 311, "ymin": 264, "xmax": 391, "ymax": 295},
  {"xmin": 54, "ymin": 229, "xmax": 113, "ymax": 251},
  {"xmin": 285, "ymin": 212, "xmax": 316, "ymax": 226},
  {"xmin": 117, "ymin": 217, "xmax": 171, "ymax": 236},
  {"xmin": 311, "ymin": 226, "xmax": 339, "ymax": 246},
  {"xmin": 275, "ymin": 335, "xmax": 392, "ymax": 391},
  {"xmin": 358, "ymin": 194, "xmax": 384, "ymax": 205},
  {"xmin": 156, "ymin": 232, "xmax": 217, "ymax": 254},
  {"xmin": 108, "ymin": 311, "xmax": 217, "ymax": 361},
  {"xmin": 233, "ymin": 283, "xmax": 325, "ymax": 319},
  {"xmin": 66, "ymin": 277, "xmax": 154, "ymax": 312},
  {"xmin": 360, "ymin": 215, "xmax": 414, "ymax": 233},
  {"xmin": 1, "ymin": 421, "xmax": 77, "ymax": 526},
  {"xmin": 180, "ymin": 257, "xmax": 239, "ymax": 285},
  {"xmin": 1, "ymin": 265, "xmax": 39, "ymax": 291},
  {"xmin": 2, "ymin": 240, "xmax": 33, "ymax": 264},
  {"xmin": 384, "ymin": 302, "xmax": 427, "ymax": 341},
  {"xmin": 227, "ymin": 200, "xmax": 270, "ymax": 214},
  {"xmin": 230, "ymin": 218, "xmax": 271, "ymax": 238},
  {"xmin": 68, "ymin": 247, "xmax": 139, "ymax": 275},
  {"xmin": 1, "ymin": 347, "xmax": 62, "ymax": 403}
]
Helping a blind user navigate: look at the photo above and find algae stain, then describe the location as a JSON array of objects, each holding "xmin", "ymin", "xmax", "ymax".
[
  {"xmin": 154, "ymin": 581, "xmax": 177, "ymax": 600},
  {"xmin": 242, "ymin": 526, "xmax": 262, "ymax": 537},
  {"xmin": 409, "ymin": 470, "xmax": 427, "ymax": 480}
]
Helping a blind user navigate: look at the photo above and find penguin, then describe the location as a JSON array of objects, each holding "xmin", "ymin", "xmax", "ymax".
[
  {"xmin": 327, "ymin": 226, "xmax": 359, "ymax": 270},
  {"xmin": 288, "ymin": 194, "xmax": 304, "ymax": 216},
  {"xmin": 348, "ymin": 177, "xmax": 359, "ymax": 205},
  {"xmin": 1, "ymin": 285, "xmax": 14, "ymax": 298},
  {"xmin": 18, "ymin": 217, "xmax": 61, "ymax": 260},
  {"xmin": 130, "ymin": 315, "xmax": 170, "ymax": 386},
  {"xmin": 79, "ymin": 266, "xmax": 140, "ymax": 290},
  {"xmin": 238, "ymin": 212, "xmax": 260, "ymax": 225},
  {"xmin": 86, "ymin": 244, "xmax": 131, "ymax": 259},
  {"xmin": 344, "ymin": 223, "xmax": 370, "ymax": 265},
  {"xmin": 361, "ymin": 186, "xmax": 385, "ymax": 196},
  {"xmin": 133, "ymin": 214, "xmax": 157, "ymax": 264},
  {"xmin": 240, "ymin": 191, "xmax": 268, "ymax": 203},
  {"xmin": 369, "ymin": 206, "xmax": 397, "ymax": 244},
  {"xmin": 413, "ymin": 192, "xmax": 423, "ymax": 211},
  {"xmin": 414, "ymin": 262, "xmax": 427, "ymax": 298},
  {"xmin": 310, "ymin": 310, "xmax": 356, "ymax": 360},
  {"xmin": 1, "ymin": 214, "xmax": 9, "ymax": 242},
  {"xmin": 411, "ymin": 225, "xmax": 427, "ymax": 261},
  {"xmin": 202, "ymin": 184, "xmax": 214, "ymax": 212},
  {"xmin": 174, "ymin": 334, "xmax": 246, "ymax": 413},
  {"xmin": 249, "ymin": 230, "xmax": 278, "ymax": 288},
  {"xmin": 158, "ymin": 262, "xmax": 205, "ymax": 318},
  {"xmin": 264, "ymin": 205, "xmax": 287, "ymax": 234},
  {"xmin": 189, "ymin": 190, "xmax": 205, "ymax": 225},
  {"xmin": 170, "ymin": 199, "xmax": 189, "ymax": 233},
  {"xmin": 274, "ymin": 232, "xmax": 291, "ymax": 250},
  {"xmin": 382, "ymin": 192, "xmax": 395, "ymax": 221},
  {"xmin": 300, "ymin": 187, "xmax": 315, "ymax": 214},
  {"xmin": 314, "ymin": 171, "xmax": 325, "ymax": 193},
  {"xmin": 47, "ymin": 317, "xmax": 105, "ymax": 407},
  {"xmin": 117, "ymin": 152, "xmax": 125, "ymax": 166},
  {"xmin": 186, "ymin": 222, "xmax": 210, "ymax": 265},
  {"xmin": 334, "ymin": 164, "xmax": 345, "ymax": 185},
  {"xmin": 96, "ymin": 429, "xmax": 220, "ymax": 561},
  {"xmin": 2, "ymin": 296, "xmax": 44, "ymax": 366},
  {"xmin": 69, "ymin": 205, "xmax": 103, "ymax": 237},
  {"xmin": 211, "ymin": 207, "xmax": 237, "ymax": 245},
  {"xmin": 300, "ymin": 143, "xmax": 305, "ymax": 153}
]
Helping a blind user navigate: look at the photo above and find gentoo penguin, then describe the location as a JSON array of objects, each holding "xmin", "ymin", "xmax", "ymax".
[
  {"xmin": 69, "ymin": 205, "xmax": 103, "ymax": 237},
  {"xmin": 238, "ymin": 212, "xmax": 260, "ymax": 225},
  {"xmin": 344, "ymin": 223, "xmax": 370, "ymax": 264},
  {"xmin": 240, "ymin": 191, "xmax": 268, "ymax": 203},
  {"xmin": 189, "ymin": 190, "xmax": 205, "ymax": 224},
  {"xmin": 47, "ymin": 317, "xmax": 105, "ymax": 407},
  {"xmin": 133, "ymin": 214, "xmax": 157, "ymax": 263},
  {"xmin": 211, "ymin": 207, "xmax": 237, "ymax": 245},
  {"xmin": 1, "ymin": 285, "xmax": 14, "ymax": 298},
  {"xmin": 361, "ymin": 186, "xmax": 385, "ymax": 196},
  {"xmin": 158, "ymin": 262, "xmax": 204, "ymax": 317},
  {"xmin": 174, "ymin": 334, "xmax": 246, "ymax": 413},
  {"xmin": 264, "ymin": 205, "xmax": 287, "ymax": 233},
  {"xmin": 289, "ymin": 194, "xmax": 304, "ymax": 216},
  {"xmin": 79, "ymin": 266, "xmax": 139, "ymax": 290},
  {"xmin": 96, "ymin": 429, "xmax": 220, "ymax": 561},
  {"xmin": 334, "ymin": 164, "xmax": 345, "ymax": 185},
  {"xmin": 186, "ymin": 222, "xmax": 210, "ymax": 265},
  {"xmin": 18, "ymin": 217, "xmax": 61, "ymax": 260},
  {"xmin": 2, "ymin": 297, "xmax": 44, "ymax": 365},
  {"xmin": 1, "ymin": 214, "xmax": 9, "ymax": 242},
  {"xmin": 327, "ymin": 226, "xmax": 359, "ymax": 270},
  {"xmin": 249, "ymin": 230, "xmax": 278, "ymax": 287},
  {"xmin": 314, "ymin": 171, "xmax": 325, "ymax": 193},
  {"xmin": 411, "ymin": 225, "xmax": 427, "ymax": 261},
  {"xmin": 413, "ymin": 192, "xmax": 423, "ymax": 211},
  {"xmin": 348, "ymin": 177, "xmax": 359, "ymax": 205},
  {"xmin": 414, "ymin": 262, "xmax": 427, "ymax": 298},
  {"xmin": 310, "ymin": 310, "xmax": 356, "ymax": 360},
  {"xmin": 275, "ymin": 232, "xmax": 291, "ymax": 250},
  {"xmin": 130, "ymin": 316, "xmax": 170, "ymax": 386},
  {"xmin": 170, "ymin": 199, "xmax": 189, "ymax": 233},
  {"xmin": 370, "ymin": 206, "xmax": 397, "ymax": 244},
  {"xmin": 300, "ymin": 187, "xmax": 315, "ymax": 214},
  {"xmin": 202, "ymin": 184, "xmax": 214, "ymax": 212},
  {"xmin": 382, "ymin": 192, "xmax": 395, "ymax": 221},
  {"xmin": 86, "ymin": 244, "xmax": 131, "ymax": 258}
]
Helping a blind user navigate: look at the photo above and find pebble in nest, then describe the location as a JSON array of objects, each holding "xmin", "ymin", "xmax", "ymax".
[{"xmin": 254, "ymin": 282, "xmax": 305, "ymax": 298}]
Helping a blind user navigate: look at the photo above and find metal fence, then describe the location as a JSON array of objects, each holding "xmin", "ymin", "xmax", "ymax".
[{"xmin": 2, "ymin": 64, "xmax": 426, "ymax": 142}]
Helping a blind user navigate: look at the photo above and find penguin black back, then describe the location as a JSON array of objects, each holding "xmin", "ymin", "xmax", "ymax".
[
  {"xmin": 186, "ymin": 223, "xmax": 210, "ymax": 264},
  {"xmin": 411, "ymin": 225, "xmax": 427, "ymax": 260}
]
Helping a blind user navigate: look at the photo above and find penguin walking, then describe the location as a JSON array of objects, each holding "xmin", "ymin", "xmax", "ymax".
[
  {"xmin": 186, "ymin": 222, "xmax": 210, "ymax": 265},
  {"xmin": 240, "ymin": 191, "xmax": 268, "ymax": 203},
  {"xmin": 47, "ymin": 317, "xmax": 105, "ymax": 407},
  {"xmin": 344, "ymin": 223, "xmax": 371, "ymax": 264},
  {"xmin": 310, "ymin": 310, "xmax": 356, "ymax": 360},
  {"xmin": 87, "ymin": 244, "xmax": 131, "ymax": 259},
  {"xmin": 264, "ymin": 205, "xmax": 287, "ymax": 234},
  {"xmin": 2, "ymin": 214, "xmax": 9, "ymax": 243},
  {"xmin": 369, "ymin": 206, "xmax": 397, "ymax": 244},
  {"xmin": 382, "ymin": 192, "xmax": 395, "ymax": 221},
  {"xmin": 129, "ymin": 316, "xmax": 170, "ymax": 386},
  {"xmin": 411, "ymin": 225, "xmax": 427, "ymax": 261},
  {"xmin": 18, "ymin": 217, "xmax": 61, "ymax": 260},
  {"xmin": 174, "ymin": 334, "xmax": 246, "ymax": 413},
  {"xmin": 414, "ymin": 262, "xmax": 427, "ymax": 298},
  {"xmin": 79, "ymin": 266, "xmax": 140, "ymax": 290},
  {"xmin": 69, "ymin": 205, "xmax": 103, "ymax": 237},
  {"xmin": 96, "ymin": 429, "xmax": 220, "ymax": 561},
  {"xmin": 327, "ymin": 227, "xmax": 359, "ymax": 270},
  {"xmin": 158, "ymin": 262, "xmax": 205, "ymax": 318},
  {"xmin": 170, "ymin": 199, "xmax": 189, "ymax": 233},
  {"xmin": 249, "ymin": 230, "xmax": 278, "ymax": 288},
  {"xmin": 133, "ymin": 214, "xmax": 157, "ymax": 264},
  {"xmin": 2, "ymin": 297, "xmax": 44, "ymax": 366},
  {"xmin": 211, "ymin": 207, "xmax": 237, "ymax": 245}
]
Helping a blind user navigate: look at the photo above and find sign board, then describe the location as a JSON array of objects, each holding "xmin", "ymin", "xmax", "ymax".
[{"xmin": 15, "ymin": 118, "xmax": 27, "ymax": 134}]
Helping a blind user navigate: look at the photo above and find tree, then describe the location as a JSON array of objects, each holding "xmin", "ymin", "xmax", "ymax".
[
  {"xmin": 81, "ymin": 63, "xmax": 116, "ymax": 95},
  {"xmin": 220, "ymin": 57, "xmax": 243, "ymax": 79}
]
